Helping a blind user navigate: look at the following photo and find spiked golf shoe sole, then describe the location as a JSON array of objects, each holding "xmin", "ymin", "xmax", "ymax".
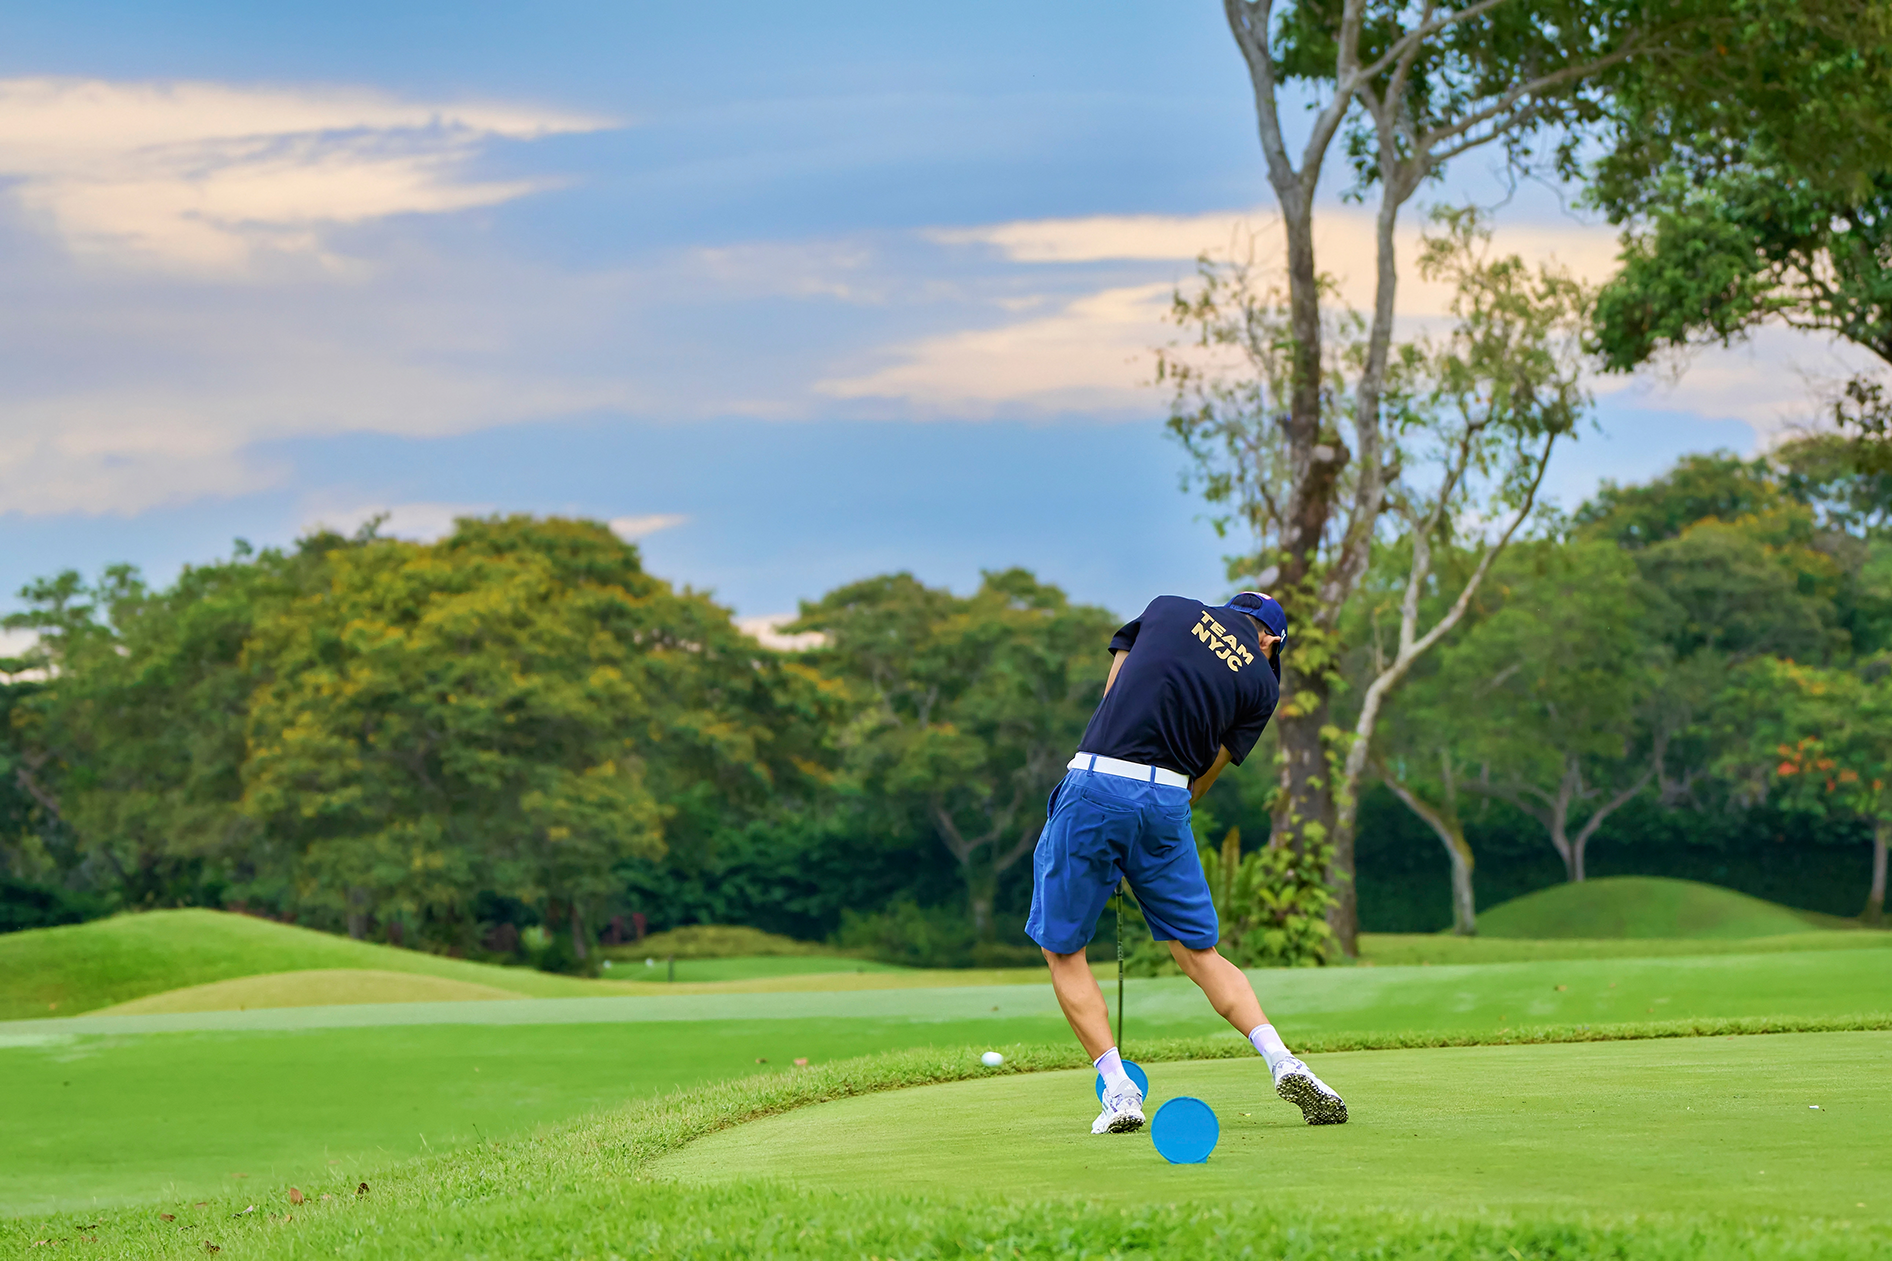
[{"xmin": 1275, "ymin": 1068, "xmax": 1348, "ymax": 1125}]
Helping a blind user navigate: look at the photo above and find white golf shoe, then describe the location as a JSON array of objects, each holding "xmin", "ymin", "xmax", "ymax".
[
  {"xmin": 1272, "ymin": 1056, "xmax": 1348, "ymax": 1125},
  {"xmin": 1091, "ymin": 1081, "xmax": 1146, "ymax": 1134}
]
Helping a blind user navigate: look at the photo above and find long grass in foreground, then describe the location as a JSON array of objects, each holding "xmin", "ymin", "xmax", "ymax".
[{"xmin": 12, "ymin": 1013, "xmax": 1890, "ymax": 1259}]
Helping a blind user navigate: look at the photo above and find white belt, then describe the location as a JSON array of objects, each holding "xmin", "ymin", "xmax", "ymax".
[{"xmin": 1069, "ymin": 752, "xmax": 1189, "ymax": 789}]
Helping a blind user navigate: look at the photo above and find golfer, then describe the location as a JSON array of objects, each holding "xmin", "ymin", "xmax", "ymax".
[{"xmin": 1027, "ymin": 591, "xmax": 1347, "ymax": 1133}]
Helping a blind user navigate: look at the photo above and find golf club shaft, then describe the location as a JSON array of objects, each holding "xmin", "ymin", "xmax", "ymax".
[{"xmin": 1115, "ymin": 884, "xmax": 1124, "ymax": 1049}]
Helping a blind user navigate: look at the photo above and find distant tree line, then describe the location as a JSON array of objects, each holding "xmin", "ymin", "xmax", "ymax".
[{"xmin": 1, "ymin": 443, "xmax": 1886, "ymax": 961}]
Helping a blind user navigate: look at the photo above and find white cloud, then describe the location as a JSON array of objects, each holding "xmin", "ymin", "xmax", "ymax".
[
  {"xmin": 818, "ymin": 282, "xmax": 1172, "ymax": 415},
  {"xmin": 609, "ymin": 514, "xmax": 689, "ymax": 541},
  {"xmin": 1599, "ymin": 326, "xmax": 1885, "ymax": 436},
  {"xmin": 844, "ymin": 206, "xmax": 1845, "ymax": 427},
  {"xmin": 934, "ymin": 205, "xmax": 1624, "ymax": 316},
  {"xmin": 0, "ymin": 627, "xmax": 39, "ymax": 656},
  {"xmin": 736, "ymin": 614, "xmax": 828, "ymax": 652},
  {"xmin": 0, "ymin": 77, "xmax": 611, "ymax": 268},
  {"xmin": 0, "ymin": 628, "xmax": 47, "ymax": 681},
  {"xmin": 828, "ymin": 208, "xmax": 1627, "ymax": 413}
]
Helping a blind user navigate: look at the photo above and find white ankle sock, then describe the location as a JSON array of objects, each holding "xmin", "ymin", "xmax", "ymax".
[
  {"xmin": 1248, "ymin": 1023, "xmax": 1292, "ymax": 1071},
  {"xmin": 1094, "ymin": 1047, "xmax": 1134, "ymax": 1094}
]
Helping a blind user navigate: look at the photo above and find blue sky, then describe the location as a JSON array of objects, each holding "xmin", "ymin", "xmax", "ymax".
[{"xmin": 0, "ymin": 1, "xmax": 1844, "ymax": 632}]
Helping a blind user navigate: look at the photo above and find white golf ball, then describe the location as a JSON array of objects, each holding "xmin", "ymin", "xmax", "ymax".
[{"xmin": 981, "ymin": 1051, "xmax": 1004, "ymax": 1067}]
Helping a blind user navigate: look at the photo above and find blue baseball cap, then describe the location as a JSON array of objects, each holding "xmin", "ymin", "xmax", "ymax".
[{"xmin": 1217, "ymin": 591, "xmax": 1288, "ymax": 678}]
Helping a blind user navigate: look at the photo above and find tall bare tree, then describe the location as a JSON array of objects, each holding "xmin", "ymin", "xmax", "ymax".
[{"xmin": 1211, "ymin": 0, "xmax": 1756, "ymax": 951}]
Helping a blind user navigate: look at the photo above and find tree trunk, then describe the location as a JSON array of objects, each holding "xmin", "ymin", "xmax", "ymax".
[
  {"xmin": 1447, "ymin": 839, "xmax": 1476, "ymax": 935},
  {"xmin": 1867, "ymin": 820, "xmax": 1889, "ymax": 927},
  {"xmin": 967, "ymin": 878, "xmax": 994, "ymax": 942},
  {"xmin": 1549, "ymin": 813, "xmax": 1578, "ymax": 883},
  {"xmin": 1376, "ymin": 762, "xmax": 1476, "ymax": 936},
  {"xmin": 570, "ymin": 900, "xmax": 588, "ymax": 962},
  {"xmin": 1268, "ymin": 194, "xmax": 1343, "ymax": 910},
  {"xmin": 346, "ymin": 887, "xmax": 368, "ymax": 940},
  {"xmin": 1224, "ymin": 3, "xmax": 1356, "ymax": 952},
  {"xmin": 1272, "ymin": 671, "xmax": 1336, "ymax": 839}
]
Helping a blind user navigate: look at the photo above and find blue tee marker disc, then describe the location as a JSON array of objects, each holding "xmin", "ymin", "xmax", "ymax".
[
  {"xmin": 1151, "ymin": 1096, "xmax": 1219, "ymax": 1164},
  {"xmin": 1093, "ymin": 1059, "xmax": 1150, "ymax": 1101}
]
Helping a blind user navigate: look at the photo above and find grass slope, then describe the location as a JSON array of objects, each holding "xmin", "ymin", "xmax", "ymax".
[
  {"xmin": 1477, "ymin": 876, "xmax": 1828, "ymax": 939},
  {"xmin": 0, "ymin": 911, "xmax": 980, "ymax": 1020},
  {"xmin": 11, "ymin": 904, "xmax": 1888, "ymax": 1021},
  {"xmin": 0, "ymin": 911, "xmax": 643, "ymax": 1019},
  {"xmin": 658, "ymin": 1033, "xmax": 1891, "ymax": 1223},
  {"xmin": 94, "ymin": 969, "xmax": 525, "ymax": 1014},
  {"xmin": 12, "ymin": 1030, "xmax": 1891, "ymax": 1259}
]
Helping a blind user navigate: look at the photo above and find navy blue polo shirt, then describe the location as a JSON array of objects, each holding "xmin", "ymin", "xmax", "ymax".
[{"xmin": 1076, "ymin": 595, "xmax": 1278, "ymax": 780}]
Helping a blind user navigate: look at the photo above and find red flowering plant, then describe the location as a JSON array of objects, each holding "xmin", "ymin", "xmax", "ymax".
[{"xmin": 1724, "ymin": 658, "xmax": 1890, "ymax": 925}]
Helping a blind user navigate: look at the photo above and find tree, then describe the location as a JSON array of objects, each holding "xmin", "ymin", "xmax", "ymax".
[
  {"xmin": 1586, "ymin": 9, "xmax": 1892, "ymax": 501},
  {"xmin": 1164, "ymin": 204, "xmax": 1590, "ymax": 947},
  {"xmin": 1123, "ymin": 824, "xmax": 1336, "ymax": 972},
  {"xmin": 1374, "ymin": 725, "xmax": 1481, "ymax": 933},
  {"xmin": 1586, "ymin": 6, "xmax": 1892, "ymax": 374},
  {"xmin": 1722, "ymin": 659, "xmax": 1892, "ymax": 925},
  {"xmin": 1, "ymin": 545, "xmax": 326, "ymax": 910},
  {"xmin": 1575, "ymin": 453, "xmax": 1789, "ymax": 548},
  {"xmin": 1430, "ymin": 539, "xmax": 1674, "ymax": 881},
  {"xmin": 242, "ymin": 516, "xmax": 824, "ymax": 960},
  {"xmin": 793, "ymin": 570, "xmax": 1117, "ymax": 940},
  {"xmin": 1192, "ymin": 0, "xmax": 1763, "ymax": 952}
]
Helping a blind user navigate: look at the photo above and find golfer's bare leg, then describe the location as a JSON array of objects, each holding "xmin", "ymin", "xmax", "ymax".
[
  {"xmin": 1169, "ymin": 940, "xmax": 1348, "ymax": 1123},
  {"xmin": 1042, "ymin": 948, "xmax": 1114, "ymax": 1060},
  {"xmin": 1166, "ymin": 940, "xmax": 1267, "ymax": 1033}
]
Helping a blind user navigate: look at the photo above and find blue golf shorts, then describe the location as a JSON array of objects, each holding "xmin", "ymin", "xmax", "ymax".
[{"xmin": 1025, "ymin": 768, "xmax": 1219, "ymax": 955}]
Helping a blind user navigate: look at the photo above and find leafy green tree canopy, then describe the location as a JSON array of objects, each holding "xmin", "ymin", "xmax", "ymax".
[{"xmin": 793, "ymin": 569, "xmax": 1117, "ymax": 943}]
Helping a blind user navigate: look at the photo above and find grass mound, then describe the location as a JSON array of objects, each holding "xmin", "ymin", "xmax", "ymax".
[
  {"xmin": 1476, "ymin": 876, "xmax": 1829, "ymax": 939},
  {"xmin": 609, "ymin": 924, "xmax": 838, "ymax": 959},
  {"xmin": 0, "ymin": 909, "xmax": 640, "ymax": 1020},
  {"xmin": 13, "ymin": 1025, "xmax": 1891, "ymax": 1258},
  {"xmin": 93, "ymin": 968, "xmax": 523, "ymax": 1014}
]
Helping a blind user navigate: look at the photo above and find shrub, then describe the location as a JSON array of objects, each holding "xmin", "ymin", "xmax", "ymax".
[
  {"xmin": 0, "ymin": 876, "xmax": 108, "ymax": 935},
  {"xmin": 834, "ymin": 900, "xmax": 1041, "ymax": 968},
  {"xmin": 1123, "ymin": 826, "xmax": 1335, "ymax": 974},
  {"xmin": 612, "ymin": 923, "xmax": 830, "ymax": 960}
]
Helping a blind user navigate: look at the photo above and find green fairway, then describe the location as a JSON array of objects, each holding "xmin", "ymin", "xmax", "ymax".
[
  {"xmin": 0, "ymin": 1014, "xmax": 1067, "ymax": 1214},
  {"xmin": 14, "ymin": 943, "xmax": 1889, "ymax": 1041},
  {"xmin": 6, "ymin": 942, "xmax": 1889, "ymax": 1218},
  {"xmin": 16, "ymin": 1035, "xmax": 1889, "ymax": 1260},
  {"xmin": 657, "ymin": 1032, "xmax": 1892, "ymax": 1224},
  {"xmin": 1477, "ymin": 876, "xmax": 1831, "ymax": 939},
  {"xmin": 1357, "ymin": 927, "xmax": 1888, "ymax": 965},
  {"xmin": 12, "ymin": 904, "xmax": 1887, "ymax": 1024}
]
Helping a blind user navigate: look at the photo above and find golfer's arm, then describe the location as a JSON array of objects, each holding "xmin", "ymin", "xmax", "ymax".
[
  {"xmin": 1190, "ymin": 746, "xmax": 1234, "ymax": 805},
  {"xmin": 1101, "ymin": 649, "xmax": 1129, "ymax": 697}
]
